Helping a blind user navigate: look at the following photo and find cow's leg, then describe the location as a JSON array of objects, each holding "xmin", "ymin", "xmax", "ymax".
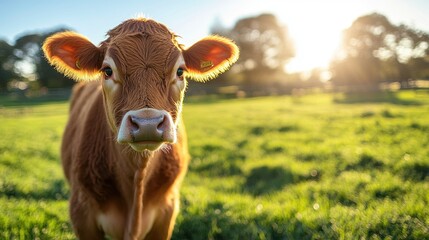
[
  {"xmin": 144, "ymin": 198, "xmax": 179, "ymax": 240},
  {"xmin": 69, "ymin": 192, "xmax": 104, "ymax": 239}
]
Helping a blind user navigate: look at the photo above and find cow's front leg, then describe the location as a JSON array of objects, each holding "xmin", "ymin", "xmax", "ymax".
[
  {"xmin": 144, "ymin": 197, "xmax": 179, "ymax": 240},
  {"xmin": 69, "ymin": 192, "xmax": 104, "ymax": 240}
]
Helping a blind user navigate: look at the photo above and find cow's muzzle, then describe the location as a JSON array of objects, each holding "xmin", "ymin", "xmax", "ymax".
[{"xmin": 117, "ymin": 108, "xmax": 176, "ymax": 151}]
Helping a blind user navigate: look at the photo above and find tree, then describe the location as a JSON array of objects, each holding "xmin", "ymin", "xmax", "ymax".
[
  {"xmin": 330, "ymin": 13, "xmax": 429, "ymax": 90},
  {"xmin": 0, "ymin": 40, "xmax": 19, "ymax": 90},
  {"xmin": 408, "ymin": 56, "xmax": 429, "ymax": 79},
  {"xmin": 13, "ymin": 28, "xmax": 74, "ymax": 89},
  {"xmin": 228, "ymin": 14, "xmax": 295, "ymax": 88},
  {"xmin": 331, "ymin": 13, "xmax": 394, "ymax": 90}
]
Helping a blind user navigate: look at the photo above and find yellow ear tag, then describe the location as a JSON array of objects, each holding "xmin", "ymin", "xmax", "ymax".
[
  {"xmin": 200, "ymin": 60, "xmax": 214, "ymax": 70},
  {"xmin": 75, "ymin": 60, "xmax": 81, "ymax": 70}
]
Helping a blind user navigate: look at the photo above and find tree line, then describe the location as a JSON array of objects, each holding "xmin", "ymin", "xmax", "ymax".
[
  {"xmin": 331, "ymin": 13, "xmax": 429, "ymax": 91},
  {"xmin": 208, "ymin": 12, "xmax": 429, "ymax": 95},
  {"xmin": 1, "ymin": 12, "xmax": 428, "ymax": 95},
  {"xmin": 0, "ymin": 28, "xmax": 75, "ymax": 93}
]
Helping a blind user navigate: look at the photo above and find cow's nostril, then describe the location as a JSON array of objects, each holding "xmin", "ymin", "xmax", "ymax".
[
  {"xmin": 129, "ymin": 115, "xmax": 139, "ymax": 131},
  {"xmin": 157, "ymin": 115, "xmax": 166, "ymax": 131}
]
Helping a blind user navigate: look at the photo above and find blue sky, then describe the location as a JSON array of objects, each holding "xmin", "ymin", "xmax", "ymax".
[{"xmin": 1, "ymin": 0, "xmax": 429, "ymax": 72}]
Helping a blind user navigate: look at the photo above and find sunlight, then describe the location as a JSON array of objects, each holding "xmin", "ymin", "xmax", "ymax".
[
  {"xmin": 280, "ymin": 1, "xmax": 363, "ymax": 73},
  {"xmin": 214, "ymin": 0, "xmax": 371, "ymax": 73},
  {"xmin": 286, "ymin": 26, "xmax": 342, "ymax": 73}
]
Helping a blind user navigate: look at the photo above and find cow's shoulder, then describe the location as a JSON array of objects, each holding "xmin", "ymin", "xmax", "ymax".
[{"xmin": 65, "ymin": 81, "xmax": 118, "ymax": 202}]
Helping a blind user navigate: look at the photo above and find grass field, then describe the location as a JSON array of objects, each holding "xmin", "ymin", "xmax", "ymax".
[{"xmin": 1, "ymin": 90, "xmax": 429, "ymax": 239}]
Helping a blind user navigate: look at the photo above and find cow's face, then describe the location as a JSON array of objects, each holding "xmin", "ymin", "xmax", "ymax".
[
  {"xmin": 101, "ymin": 33, "xmax": 186, "ymax": 151},
  {"xmin": 42, "ymin": 18, "xmax": 239, "ymax": 152}
]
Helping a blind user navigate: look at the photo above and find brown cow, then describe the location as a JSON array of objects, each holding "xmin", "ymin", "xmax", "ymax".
[{"xmin": 42, "ymin": 17, "xmax": 238, "ymax": 240}]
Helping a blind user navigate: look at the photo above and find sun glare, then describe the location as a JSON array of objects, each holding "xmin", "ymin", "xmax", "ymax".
[
  {"xmin": 279, "ymin": 1, "xmax": 363, "ymax": 73},
  {"xmin": 286, "ymin": 26, "xmax": 342, "ymax": 73},
  {"xmin": 215, "ymin": 0, "xmax": 368, "ymax": 74}
]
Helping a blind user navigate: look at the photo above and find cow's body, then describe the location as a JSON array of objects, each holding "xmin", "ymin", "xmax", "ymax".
[
  {"xmin": 43, "ymin": 17, "xmax": 238, "ymax": 239},
  {"xmin": 62, "ymin": 81, "xmax": 188, "ymax": 239}
]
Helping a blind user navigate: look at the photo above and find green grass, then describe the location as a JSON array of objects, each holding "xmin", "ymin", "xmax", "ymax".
[{"xmin": 1, "ymin": 90, "xmax": 429, "ymax": 239}]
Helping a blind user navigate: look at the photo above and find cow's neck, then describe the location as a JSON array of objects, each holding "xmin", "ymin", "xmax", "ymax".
[
  {"xmin": 115, "ymin": 147, "xmax": 153, "ymax": 239},
  {"xmin": 113, "ymin": 146, "xmax": 147, "ymax": 193},
  {"xmin": 127, "ymin": 156, "xmax": 148, "ymax": 239},
  {"xmin": 114, "ymin": 148, "xmax": 151, "ymax": 201}
]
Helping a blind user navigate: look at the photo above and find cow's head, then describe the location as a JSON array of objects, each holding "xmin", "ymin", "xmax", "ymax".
[{"xmin": 43, "ymin": 18, "xmax": 238, "ymax": 152}]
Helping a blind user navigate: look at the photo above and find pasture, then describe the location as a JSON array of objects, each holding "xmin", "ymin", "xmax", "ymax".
[{"xmin": 1, "ymin": 90, "xmax": 429, "ymax": 239}]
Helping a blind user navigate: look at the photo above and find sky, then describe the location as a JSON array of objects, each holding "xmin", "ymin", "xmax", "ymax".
[{"xmin": 1, "ymin": 0, "xmax": 428, "ymax": 73}]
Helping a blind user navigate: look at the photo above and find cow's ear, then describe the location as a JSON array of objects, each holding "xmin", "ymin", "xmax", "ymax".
[
  {"xmin": 42, "ymin": 31, "xmax": 104, "ymax": 81},
  {"xmin": 182, "ymin": 35, "xmax": 239, "ymax": 82}
]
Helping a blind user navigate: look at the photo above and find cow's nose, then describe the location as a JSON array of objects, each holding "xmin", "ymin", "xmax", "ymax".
[
  {"xmin": 117, "ymin": 108, "xmax": 176, "ymax": 151},
  {"xmin": 129, "ymin": 114, "xmax": 165, "ymax": 142}
]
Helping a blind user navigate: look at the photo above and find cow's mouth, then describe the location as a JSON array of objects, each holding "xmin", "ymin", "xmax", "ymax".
[
  {"xmin": 117, "ymin": 108, "xmax": 176, "ymax": 152},
  {"xmin": 128, "ymin": 141, "xmax": 165, "ymax": 152}
]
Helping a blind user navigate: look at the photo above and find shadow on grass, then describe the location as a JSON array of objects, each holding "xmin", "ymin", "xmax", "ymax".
[
  {"xmin": 243, "ymin": 166, "xmax": 311, "ymax": 196},
  {"xmin": 334, "ymin": 91, "xmax": 422, "ymax": 105},
  {"xmin": 190, "ymin": 143, "xmax": 246, "ymax": 177},
  {"xmin": 193, "ymin": 161, "xmax": 243, "ymax": 177},
  {"xmin": 174, "ymin": 199, "xmax": 338, "ymax": 239},
  {"xmin": 397, "ymin": 161, "xmax": 429, "ymax": 181},
  {"xmin": 0, "ymin": 179, "xmax": 69, "ymax": 200},
  {"xmin": 345, "ymin": 153, "xmax": 384, "ymax": 171}
]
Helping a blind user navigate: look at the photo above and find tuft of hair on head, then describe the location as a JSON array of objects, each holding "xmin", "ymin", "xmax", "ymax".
[
  {"xmin": 133, "ymin": 13, "xmax": 150, "ymax": 21},
  {"xmin": 182, "ymin": 35, "xmax": 239, "ymax": 82}
]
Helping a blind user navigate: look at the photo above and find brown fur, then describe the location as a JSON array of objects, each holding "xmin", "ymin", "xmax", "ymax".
[{"xmin": 43, "ymin": 17, "xmax": 238, "ymax": 240}]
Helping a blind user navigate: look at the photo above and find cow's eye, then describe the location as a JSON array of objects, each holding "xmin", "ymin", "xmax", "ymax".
[
  {"xmin": 102, "ymin": 67, "xmax": 113, "ymax": 79},
  {"xmin": 176, "ymin": 67, "xmax": 184, "ymax": 79}
]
